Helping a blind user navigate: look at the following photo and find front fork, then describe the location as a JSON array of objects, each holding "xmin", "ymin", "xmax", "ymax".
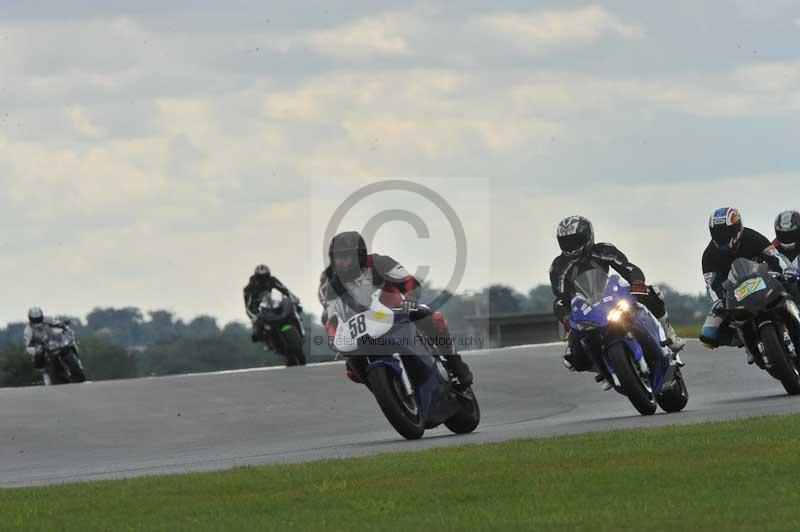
[
  {"xmin": 394, "ymin": 354, "xmax": 415, "ymax": 398},
  {"xmin": 368, "ymin": 354, "xmax": 415, "ymax": 398}
]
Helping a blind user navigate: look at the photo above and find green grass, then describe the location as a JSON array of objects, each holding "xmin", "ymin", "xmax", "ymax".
[
  {"xmin": 675, "ymin": 323, "xmax": 701, "ymax": 338},
  {"xmin": 3, "ymin": 414, "xmax": 800, "ymax": 532}
]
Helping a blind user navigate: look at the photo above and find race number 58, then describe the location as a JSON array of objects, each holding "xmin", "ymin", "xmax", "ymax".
[{"xmin": 348, "ymin": 314, "xmax": 367, "ymax": 338}]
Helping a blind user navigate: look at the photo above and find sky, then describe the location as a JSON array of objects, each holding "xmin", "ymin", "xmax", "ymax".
[{"xmin": 1, "ymin": 1, "xmax": 800, "ymax": 325}]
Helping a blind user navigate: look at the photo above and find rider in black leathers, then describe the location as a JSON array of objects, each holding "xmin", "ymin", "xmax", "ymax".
[
  {"xmin": 243, "ymin": 265, "xmax": 301, "ymax": 342},
  {"xmin": 550, "ymin": 216, "xmax": 685, "ymax": 381},
  {"xmin": 700, "ymin": 207, "xmax": 798, "ymax": 350}
]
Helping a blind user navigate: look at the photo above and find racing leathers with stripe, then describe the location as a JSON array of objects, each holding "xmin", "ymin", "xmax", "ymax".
[
  {"xmin": 318, "ymin": 254, "xmax": 473, "ymax": 387},
  {"xmin": 701, "ymin": 227, "xmax": 794, "ymax": 348}
]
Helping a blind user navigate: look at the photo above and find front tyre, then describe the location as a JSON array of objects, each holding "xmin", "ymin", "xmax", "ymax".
[
  {"xmin": 656, "ymin": 369, "xmax": 689, "ymax": 413},
  {"xmin": 281, "ymin": 328, "xmax": 306, "ymax": 366},
  {"xmin": 367, "ymin": 365, "xmax": 425, "ymax": 440},
  {"xmin": 607, "ymin": 343, "xmax": 657, "ymax": 415},
  {"xmin": 760, "ymin": 323, "xmax": 800, "ymax": 395},
  {"xmin": 444, "ymin": 387, "xmax": 481, "ymax": 434},
  {"xmin": 65, "ymin": 350, "xmax": 86, "ymax": 383}
]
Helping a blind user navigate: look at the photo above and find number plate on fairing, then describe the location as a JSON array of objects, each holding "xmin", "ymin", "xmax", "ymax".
[
  {"xmin": 734, "ymin": 278, "xmax": 767, "ymax": 302},
  {"xmin": 333, "ymin": 291, "xmax": 396, "ymax": 353}
]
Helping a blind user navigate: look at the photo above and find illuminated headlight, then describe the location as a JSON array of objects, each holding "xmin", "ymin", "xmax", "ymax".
[{"xmin": 607, "ymin": 300, "xmax": 632, "ymax": 322}]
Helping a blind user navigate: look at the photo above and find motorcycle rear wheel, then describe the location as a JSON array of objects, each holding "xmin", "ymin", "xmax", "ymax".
[
  {"xmin": 656, "ymin": 369, "xmax": 689, "ymax": 413},
  {"xmin": 444, "ymin": 387, "xmax": 481, "ymax": 434}
]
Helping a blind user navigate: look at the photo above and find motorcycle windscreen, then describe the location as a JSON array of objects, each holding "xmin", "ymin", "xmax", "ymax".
[
  {"xmin": 573, "ymin": 268, "xmax": 610, "ymax": 305},
  {"xmin": 727, "ymin": 258, "xmax": 770, "ymax": 284}
]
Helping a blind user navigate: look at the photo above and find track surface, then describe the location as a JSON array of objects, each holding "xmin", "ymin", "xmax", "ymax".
[{"xmin": 2, "ymin": 340, "xmax": 800, "ymax": 488}]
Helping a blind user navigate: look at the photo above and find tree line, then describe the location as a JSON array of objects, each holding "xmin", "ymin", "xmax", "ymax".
[
  {"xmin": 0, "ymin": 308, "xmax": 334, "ymax": 387},
  {"xmin": 0, "ymin": 283, "xmax": 708, "ymax": 388}
]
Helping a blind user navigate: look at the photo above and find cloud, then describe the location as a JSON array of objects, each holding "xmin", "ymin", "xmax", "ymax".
[
  {"xmin": 481, "ymin": 5, "xmax": 642, "ymax": 52},
  {"xmin": 496, "ymin": 173, "xmax": 800, "ymax": 298},
  {"xmin": 307, "ymin": 11, "xmax": 415, "ymax": 59},
  {"xmin": 1, "ymin": 2, "xmax": 800, "ymax": 326},
  {"xmin": 735, "ymin": 61, "xmax": 800, "ymax": 93},
  {"xmin": 65, "ymin": 105, "xmax": 104, "ymax": 138}
]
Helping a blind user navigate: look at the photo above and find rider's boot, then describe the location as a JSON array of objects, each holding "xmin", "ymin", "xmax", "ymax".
[
  {"xmin": 445, "ymin": 353, "xmax": 473, "ymax": 390},
  {"xmin": 251, "ymin": 325, "xmax": 264, "ymax": 343},
  {"xmin": 595, "ymin": 374, "xmax": 612, "ymax": 391},
  {"xmin": 659, "ymin": 315, "xmax": 686, "ymax": 356}
]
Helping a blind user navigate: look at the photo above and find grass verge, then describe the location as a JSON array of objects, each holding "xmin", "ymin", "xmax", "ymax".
[
  {"xmin": 2, "ymin": 414, "xmax": 799, "ymax": 531},
  {"xmin": 674, "ymin": 324, "xmax": 701, "ymax": 338}
]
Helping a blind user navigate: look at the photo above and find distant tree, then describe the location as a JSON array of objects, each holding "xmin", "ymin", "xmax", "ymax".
[
  {"xmin": 0, "ymin": 344, "xmax": 40, "ymax": 387},
  {"xmin": 525, "ymin": 285, "xmax": 554, "ymax": 314},
  {"xmin": 659, "ymin": 284, "xmax": 708, "ymax": 325},
  {"xmin": 138, "ymin": 334, "xmax": 282, "ymax": 376},
  {"xmin": 222, "ymin": 321, "xmax": 250, "ymax": 336},
  {"xmin": 183, "ymin": 315, "xmax": 220, "ymax": 338},
  {"xmin": 483, "ymin": 285, "xmax": 524, "ymax": 315},
  {"xmin": 0, "ymin": 322, "xmax": 27, "ymax": 349},
  {"xmin": 79, "ymin": 336, "xmax": 138, "ymax": 381},
  {"xmin": 142, "ymin": 310, "xmax": 178, "ymax": 344},
  {"xmin": 86, "ymin": 307, "xmax": 144, "ymax": 347}
]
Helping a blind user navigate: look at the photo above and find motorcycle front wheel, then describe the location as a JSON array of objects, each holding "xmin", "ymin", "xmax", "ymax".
[
  {"xmin": 760, "ymin": 323, "xmax": 800, "ymax": 395},
  {"xmin": 607, "ymin": 343, "xmax": 657, "ymax": 415},
  {"xmin": 280, "ymin": 328, "xmax": 307, "ymax": 366},
  {"xmin": 367, "ymin": 365, "xmax": 425, "ymax": 440},
  {"xmin": 63, "ymin": 350, "xmax": 86, "ymax": 383}
]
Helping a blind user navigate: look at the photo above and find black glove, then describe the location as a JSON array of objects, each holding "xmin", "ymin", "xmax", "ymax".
[
  {"xmin": 710, "ymin": 299, "xmax": 726, "ymax": 317},
  {"xmin": 783, "ymin": 267, "xmax": 800, "ymax": 283},
  {"xmin": 629, "ymin": 280, "xmax": 648, "ymax": 296}
]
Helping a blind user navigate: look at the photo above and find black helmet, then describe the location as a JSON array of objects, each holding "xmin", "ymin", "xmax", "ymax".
[
  {"xmin": 557, "ymin": 216, "xmax": 594, "ymax": 258},
  {"xmin": 709, "ymin": 207, "xmax": 743, "ymax": 252},
  {"xmin": 28, "ymin": 307, "xmax": 43, "ymax": 325},
  {"xmin": 253, "ymin": 264, "xmax": 271, "ymax": 280},
  {"xmin": 775, "ymin": 210, "xmax": 800, "ymax": 251},
  {"xmin": 329, "ymin": 231, "xmax": 367, "ymax": 282}
]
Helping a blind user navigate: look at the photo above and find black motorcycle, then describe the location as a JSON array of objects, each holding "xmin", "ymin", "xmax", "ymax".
[
  {"xmin": 256, "ymin": 293, "xmax": 306, "ymax": 366},
  {"xmin": 723, "ymin": 257, "xmax": 800, "ymax": 395},
  {"xmin": 41, "ymin": 325, "xmax": 86, "ymax": 385}
]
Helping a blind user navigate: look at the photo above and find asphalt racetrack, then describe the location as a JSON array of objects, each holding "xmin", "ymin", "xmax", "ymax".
[{"xmin": 2, "ymin": 340, "xmax": 799, "ymax": 488}]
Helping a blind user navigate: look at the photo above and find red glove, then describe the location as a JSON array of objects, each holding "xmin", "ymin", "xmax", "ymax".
[
  {"xmin": 562, "ymin": 316, "xmax": 571, "ymax": 333},
  {"xmin": 630, "ymin": 281, "xmax": 648, "ymax": 296}
]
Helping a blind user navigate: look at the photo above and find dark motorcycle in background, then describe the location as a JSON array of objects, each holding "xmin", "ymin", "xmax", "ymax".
[
  {"xmin": 723, "ymin": 257, "xmax": 800, "ymax": 395},
  {"xmin": 41, "ymin": 325, "xmax": 86, "ymax": 385},
  {"xmin": 256, "ymin": 292, "xmax": 307, "ymax": 367}
]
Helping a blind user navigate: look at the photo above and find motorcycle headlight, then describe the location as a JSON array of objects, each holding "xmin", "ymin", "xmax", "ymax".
[{"xmin": 607, "ymin": 300, "xmax": 632, "ymax": 322}]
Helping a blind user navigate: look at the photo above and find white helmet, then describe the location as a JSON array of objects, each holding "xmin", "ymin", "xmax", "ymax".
[{"xmin": 28, "ymin": 307, "xmax": 44, "ymax": 324}]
